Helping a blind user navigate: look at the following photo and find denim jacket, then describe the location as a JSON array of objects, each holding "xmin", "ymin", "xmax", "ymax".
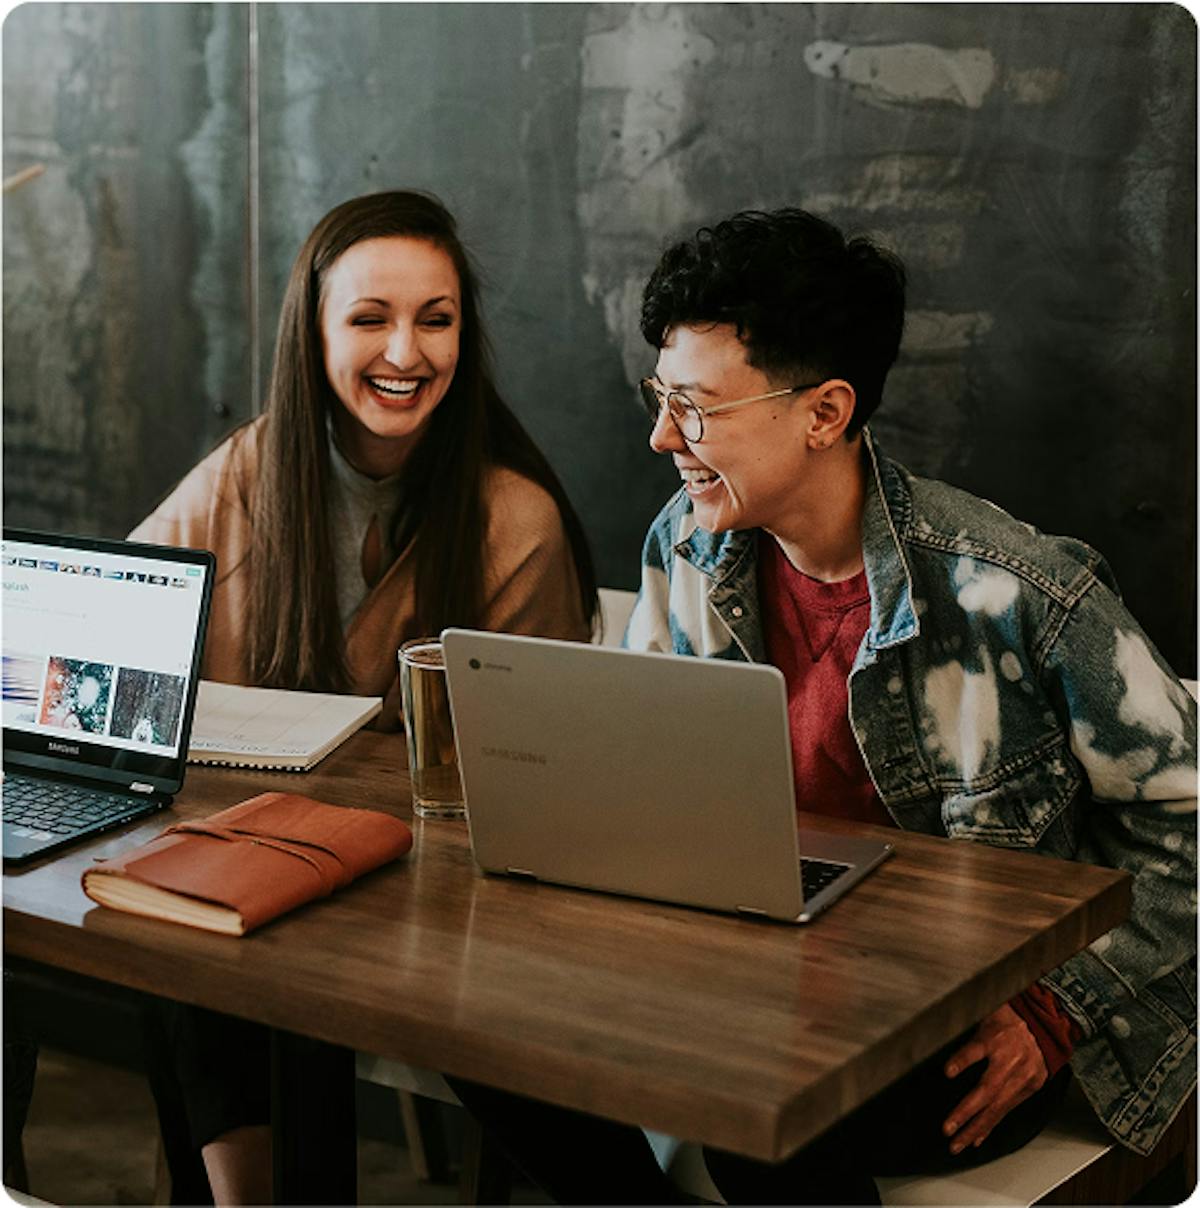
[{"xmin": 625, "ymin": 430, "xmax": 1197, "ymax": 1155}]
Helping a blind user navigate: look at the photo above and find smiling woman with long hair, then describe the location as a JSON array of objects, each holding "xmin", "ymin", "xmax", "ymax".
[
  {"xmin": 134, "ymin": 190, "xmax": 597, "ymax": 721},
  {"xmin": 132, "ymin": 191, "xmax": 597, "ymax": 1204}
]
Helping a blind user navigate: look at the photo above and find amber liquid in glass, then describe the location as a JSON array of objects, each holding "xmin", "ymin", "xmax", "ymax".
[{"xmin": 399, "ymin": 640, "xmax": 465, "ymax": 819}]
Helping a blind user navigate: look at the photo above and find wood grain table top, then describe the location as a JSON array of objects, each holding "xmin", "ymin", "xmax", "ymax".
[{"xmin": 4, "ymin": 731, "xmax": 1129, "ymax": 1161}]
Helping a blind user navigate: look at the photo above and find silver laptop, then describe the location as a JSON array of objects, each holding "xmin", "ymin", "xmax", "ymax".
[
  {"xmin": 2, "ymin": 529, "xmax": 214, "ymax": 865},
  {"xmin": 442, "ymin": 629, "xmax": 892, "ymax": 923}
]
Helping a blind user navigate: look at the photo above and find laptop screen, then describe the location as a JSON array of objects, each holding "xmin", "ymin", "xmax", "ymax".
[{"xmin": 2, "ymin": 530, "xmax": 215, "ymax": 787}]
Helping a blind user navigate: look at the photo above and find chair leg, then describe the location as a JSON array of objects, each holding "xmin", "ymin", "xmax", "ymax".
[
  {"xmin": 459, "ymin": 1112, "xmax": 513, "ymax": 1206},
  {"xmin": 397, "ymin": 1090, "xmax": 454, "ymax": 1184}
]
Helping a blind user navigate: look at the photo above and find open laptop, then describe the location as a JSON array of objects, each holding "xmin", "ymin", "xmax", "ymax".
[
  {"xmin": 442, "ymin": 629, "xmax": 892, "ymax": 923},
  {"xmin": 2, "ymin": 529, "xmax": 215, "ymax": 865}
]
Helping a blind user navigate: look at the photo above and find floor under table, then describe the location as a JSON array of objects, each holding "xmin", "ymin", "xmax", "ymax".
[{"xmin": 17, "ymin": 1046, "xmax": 551, "ymax": 1206}]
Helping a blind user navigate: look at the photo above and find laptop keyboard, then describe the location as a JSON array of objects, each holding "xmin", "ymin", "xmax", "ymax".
[
  {"xmin": 799, "ymin": 856, "xmax": 852, "ymax": 899},
  {"xmin": 2, "ymin": 775, "xmax": 142, "ymax": 840}
]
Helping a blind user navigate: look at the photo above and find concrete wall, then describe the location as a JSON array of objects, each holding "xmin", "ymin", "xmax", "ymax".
[{"xmin": 4, "ymin": 3, "xmax": 1195, "ymax": 672}]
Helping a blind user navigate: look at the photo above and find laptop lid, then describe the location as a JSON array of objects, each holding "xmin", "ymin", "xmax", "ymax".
[
  {"xmin": 442, "ymin": 628, "xmax": 814, "ymax": 920},
  {"xmin": 2, "ymin": 528, "xmax": 215, "ymax": 796}
]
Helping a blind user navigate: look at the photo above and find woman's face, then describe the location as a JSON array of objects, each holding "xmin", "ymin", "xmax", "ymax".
[{"xmin": 320, "ymin": 235, "xmax": 461, "ymax": 477}]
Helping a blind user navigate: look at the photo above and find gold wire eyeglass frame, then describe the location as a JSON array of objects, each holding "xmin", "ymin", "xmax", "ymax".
[{"xmin": 638, "ymin": 378, "xmax": 824, "ymax": 442}]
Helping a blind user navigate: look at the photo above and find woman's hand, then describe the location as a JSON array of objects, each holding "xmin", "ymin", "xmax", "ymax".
[{"xmin": 941, "ymin": 1004, "xmax": 1048, "ymax": 1154}]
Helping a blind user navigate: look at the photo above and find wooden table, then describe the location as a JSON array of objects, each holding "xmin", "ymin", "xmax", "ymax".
[{"xmin": 4, "ymin": 731, "xmax": 1130, "ymax": 1199}]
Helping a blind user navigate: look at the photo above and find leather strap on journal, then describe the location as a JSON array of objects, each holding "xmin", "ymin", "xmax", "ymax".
[{"xmin": 163, "ymin": 821, "xmax": 349, "ymax": 894}]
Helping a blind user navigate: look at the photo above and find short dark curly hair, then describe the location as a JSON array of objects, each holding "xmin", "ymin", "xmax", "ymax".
[{"xmin": 640, "ymin": 209, "xmax": 906, "ymax": 435}]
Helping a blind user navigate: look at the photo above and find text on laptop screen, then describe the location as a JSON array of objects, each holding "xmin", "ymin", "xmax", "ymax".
[{"xmin": 2, "ymin": 537, "xmax": 209, "ymax": 758}]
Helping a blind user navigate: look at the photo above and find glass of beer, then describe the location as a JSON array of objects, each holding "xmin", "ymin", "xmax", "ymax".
[{"xmin": 398, "ymin": 638, "xmax": 465, "ymax": 819}]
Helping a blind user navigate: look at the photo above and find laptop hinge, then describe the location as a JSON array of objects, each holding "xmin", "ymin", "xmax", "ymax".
[
  {"xmin": 129, "ymin": 782, "xmax": 157, "ymax": 794},
  {"xmin": 735, "ymin": 905, "xmax": 769, "ymax": 917},
  {"xmin": 506, "ymin": 867, "xmax": 537, "ymax": 880}
]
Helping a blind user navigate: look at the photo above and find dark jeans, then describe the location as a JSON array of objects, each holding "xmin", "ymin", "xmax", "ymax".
[
  {"xmin": 140, "ymin": 999, "xmax": 270, "ymax": 1205},
  {"xmin": 447, "ymin": 1031, "xmax": 1072, "ymax": 1206},
  {"xmin": 142, "ymin": 999, "xmax": 271, "ymax": 1149}
]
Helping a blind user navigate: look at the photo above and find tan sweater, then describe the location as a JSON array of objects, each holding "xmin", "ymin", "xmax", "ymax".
[{"xmin": 130, "ymin": 419, "xmax": 591, "ymax": 728}]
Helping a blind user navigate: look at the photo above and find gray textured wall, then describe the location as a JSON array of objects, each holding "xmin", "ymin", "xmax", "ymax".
[{"xmin": 4, "ymin": 3, "xmax": 1195, "ymax": 672}]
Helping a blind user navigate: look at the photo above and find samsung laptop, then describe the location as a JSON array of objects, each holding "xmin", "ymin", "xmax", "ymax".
[
  {"xmin": 2, "ymin": 529, "xmax": 215, "ymax": 865},
  {"xmin": 442, "ymin": 630, "xmax": 892, "ymax": 923}
]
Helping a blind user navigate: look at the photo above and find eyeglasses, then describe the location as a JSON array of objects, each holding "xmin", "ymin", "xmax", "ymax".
[{"xmin": 639, "ymin": 378, "xmax": 825, "ymax": 443}]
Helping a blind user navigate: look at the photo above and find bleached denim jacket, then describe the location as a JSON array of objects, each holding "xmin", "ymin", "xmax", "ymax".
[{"xmin": 625, "ymin": 429, "xmax": 1197, "ymax": 1155}]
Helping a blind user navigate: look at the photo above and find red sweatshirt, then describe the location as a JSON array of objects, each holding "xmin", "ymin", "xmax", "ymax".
[{"xmin": 757, "ymin": 532, "xmax": 1077, "ymax": 1073}]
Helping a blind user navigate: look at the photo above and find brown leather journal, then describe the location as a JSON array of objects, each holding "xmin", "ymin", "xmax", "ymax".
[{"xmin": 81, "ymin": 791, "xmax": 413, "ymax": 935}]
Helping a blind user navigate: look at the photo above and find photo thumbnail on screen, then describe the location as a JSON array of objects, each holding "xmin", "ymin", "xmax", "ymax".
[
  {"xmin": 40, "ymin": 657, "xmax": 114, "ymax": 733},
  {"xmin": 109, "ymin": 668, "xmax": 187, "ymax": 748},
  {"xmin": 2, "ymin": 653, "xmax": 44, "ymax": 725}
]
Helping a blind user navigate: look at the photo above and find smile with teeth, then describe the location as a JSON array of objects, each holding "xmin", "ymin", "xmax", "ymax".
[
  {"xmin": 366, "ymin": 376, "xmax": 422, "ymax": 400},
  {"xmin": 680, "ymin": 466, "xmax": 722, "ymax": 493}
]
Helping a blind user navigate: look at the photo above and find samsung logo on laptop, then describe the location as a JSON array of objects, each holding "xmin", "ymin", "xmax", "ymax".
[
  {"xmin": 482, "ymin": 746, "xmax": 547, "ymax": 766},
  {"xmin": 46, "ymin": 741, "xmax": 80, "ymax": 756}
]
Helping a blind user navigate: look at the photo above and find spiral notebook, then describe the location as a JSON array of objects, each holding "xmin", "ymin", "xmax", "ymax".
[{"xmin": 188, "ymin": 681, "xmax": 383, "ymax": 771}]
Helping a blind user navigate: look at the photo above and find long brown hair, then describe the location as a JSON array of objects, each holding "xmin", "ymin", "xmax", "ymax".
[{"xmin": 247, "ymin": 191, "xmax": 597, "ymax": 690}]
